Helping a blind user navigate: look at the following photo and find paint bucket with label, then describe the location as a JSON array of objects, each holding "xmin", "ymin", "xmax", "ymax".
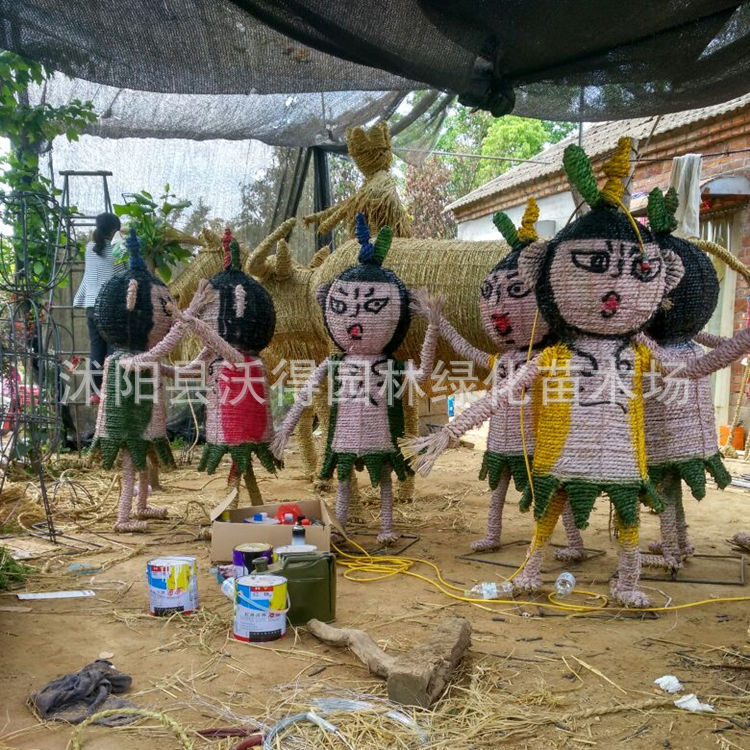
[
  {"xmin": 146, "ymin": 556, "xmax": 199, "ymax": 616},
  {"xmin": 272, "ymin": 544, "xmax": 317, "ymax": 562},
  {"xmin": 232, "ymin": 574, "xmax": 288, "ymax": 642},
  {"xmin": 233, "ymin": 543, "xmax": 273, "ymax": 578}
]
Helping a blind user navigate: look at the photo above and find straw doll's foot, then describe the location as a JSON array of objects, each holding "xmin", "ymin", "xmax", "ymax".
[
  {"xmin": 642, "ymin": 551, "xmax": 682, "ymax": 571},
  {"xmin": 377, "ymin": 530, "xmax": 400, "ymax": 546},
  {"xmin": 553, "ymin": 546, "xmax": 586, "ymax": 563},
  {"xmin": 610, "ymin": 580, "xmax": 651, "ymax": 608},
  {"xmin": 680, "ymin": 541, "xmax": 695, "ymax": 558},
  {"xmin": 648, "ymin": 541, "xmax": 664, "ymax": 554},
  {"xmin": 331, "ymin": 528, "xmax": 347, "ymax": 546},
  {"xmin": 470, "ymin": 537, "xmax": 501, "ymax": 552},
  {"xmin": 135, "ymin": 505, "xmax": 168, "ymax": 520},
  {"xmin": 113, "ymin": 520, "xmax": 148, "ymax": 532},
  {"xmin": 511, "ymin": 569, "xmax": 543, "ymax": 594}
]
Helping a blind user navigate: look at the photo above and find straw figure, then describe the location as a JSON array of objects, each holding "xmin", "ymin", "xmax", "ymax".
[
  {"xmin": 92, "ymin": 229, "xmax": 195, "ymax": 532},
  {"xmin": 424, "ymin": 198, "xmax": 553, "ymax": 551},
  {"xmin": 178, "ymin": 229, "xmax": 279, "ymax": 505},
  {"xmin": 272, "ymin": 214, "xmax": 442, "ymax": 543},
  {"xmin": 303, "ymin": 122, "xmax": 412, "ymax": 238},
  {"xmin": 637, "ymin": 188, "xmax": 736, "ymax": 569}
]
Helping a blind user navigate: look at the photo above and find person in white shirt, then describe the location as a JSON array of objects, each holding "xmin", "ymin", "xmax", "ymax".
[{"xmin": 73, "ymin": 212, "xmax": 123, "ymax": 402}]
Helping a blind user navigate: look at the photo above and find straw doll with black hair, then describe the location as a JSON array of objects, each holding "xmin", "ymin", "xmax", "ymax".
[
  {"xmin": 176, "ymin": 229, "xmax": 279, "ymax": 505},
  {"xmin": 272, "ymin": 213, "xmax": 442, "ymax": 544},
  {"xmin": 421, "ymin": 198, "xmax": 554, "ymax": 551},
  {"xmin": 93, "ymin": 229, "xmax": 205, "ymax": 532},
  {"xmin": 637, "ymin": 187, "xmax": 735, "ymax": 570}
]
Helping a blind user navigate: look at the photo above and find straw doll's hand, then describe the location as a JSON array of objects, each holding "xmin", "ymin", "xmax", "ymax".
[
  {"xmin": 271, "ymin": 430, "xmax": 290, "ymax": 462},
  {"xmin": 399, "ymin": 427, "xmax": 456, "ymax": 477},
  {"xmin": 186, "ymin": 279, "xmax": 217, "ymax": 317},
  {"xmin": 409, "ymin": 287, "xmax": 443, "ymax": 324}
]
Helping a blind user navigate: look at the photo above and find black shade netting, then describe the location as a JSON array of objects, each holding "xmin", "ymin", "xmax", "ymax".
[{"xmin": 2, "ymin": 0, "xmax": 749, "ymax": 119}]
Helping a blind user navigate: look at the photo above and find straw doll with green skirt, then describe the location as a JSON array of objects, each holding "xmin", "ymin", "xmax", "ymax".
[
  {"xmin": 176, "ymin": 229, "xmax": 279, "ymax": 505},
  {"xmin": 638, "ymin": 188, "xmax": 735, "ymax": 569},
  {"xmin": 93, "ymin": 229, "xmax": 200, "ymax": 532},
  {"xmin": 272, "ymin": 213, "xmax": 442, "ymax": 543},
  {"xmin": 425, "ymin": 198, "xmax": 552, "ymax": 551}
]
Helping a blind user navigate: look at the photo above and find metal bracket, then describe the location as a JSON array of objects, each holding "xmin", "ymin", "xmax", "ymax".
[
  {"xmin": 457, "ymin": 539, "xmax": 607, "ymax": 574},
  {"xmin": 638, "ymin": 553, "xmax": 746, "ymax": 586}
]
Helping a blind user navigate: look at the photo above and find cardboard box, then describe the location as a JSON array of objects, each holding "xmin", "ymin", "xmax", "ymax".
[{"xmin": 210, "ymin": 493, "xmax": 333, "ymax": 562}]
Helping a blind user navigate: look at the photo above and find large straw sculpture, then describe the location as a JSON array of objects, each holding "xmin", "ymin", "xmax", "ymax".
[
  {"xmin": 304, "ymin": 122, "xmax": 412, "ymax": 238},
  {"xmin": 272, "ymin": 214, "xmax": 442, "ymax": 543}
]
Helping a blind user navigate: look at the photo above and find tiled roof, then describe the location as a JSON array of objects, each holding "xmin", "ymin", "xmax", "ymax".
[{"xmin": 445, "ymin": 93, "xmax": 750, "ymax": 214}]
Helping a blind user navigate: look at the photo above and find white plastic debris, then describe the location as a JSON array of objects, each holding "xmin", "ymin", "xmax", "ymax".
[
  {"xmin": 674, "ymin": 694, "xmax": 715, "ymax": 713},
  {"xmin": 654, "ymin": 675, "xmax": 683, "ymax": 694}
]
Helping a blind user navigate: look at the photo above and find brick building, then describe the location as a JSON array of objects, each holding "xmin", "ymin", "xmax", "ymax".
[{"xmin": 446, "ymin": 94, "xmax": 750, "ymax": 434}]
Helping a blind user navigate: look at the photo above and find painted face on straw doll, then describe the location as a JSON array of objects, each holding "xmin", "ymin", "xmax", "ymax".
[
  {"xmin": 320, "ymin": 229, "xmax": 409, "ymax": 357},
  {"xmin": 480, "ymin": 208, "xmax": 550, "ymax": 351}
]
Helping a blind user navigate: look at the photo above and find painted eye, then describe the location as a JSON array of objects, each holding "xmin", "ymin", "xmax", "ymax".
[
  {"xmin": 480, "ymin": 280, "xmax": 493, "ymax": 300},
  {"xmin": 329, "ymin": 297, "xmax": 347, "ymax": 314},
  {"xmin": 572, "ymin": 250, "xmax": 610, "ymax": 273},
  {"xmin": 363, "ymin": 297, "xmax": 389, "ymax": 314},
  {"xmin": 507, "ymin": 281, "xmax": 529, "ymax": 299},
  {"xmin": 631, "ymin": 256, "xmax": 662, "ymax": 282}
]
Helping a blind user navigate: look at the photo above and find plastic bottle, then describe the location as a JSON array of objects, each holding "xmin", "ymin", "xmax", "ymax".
[
  {"xmin": 554, "ymin": 572, "xmax": 576, "ymax": 597},
  {"xmin": 464, "ymin": 581, "xmax": 512, "ymax": 599}
]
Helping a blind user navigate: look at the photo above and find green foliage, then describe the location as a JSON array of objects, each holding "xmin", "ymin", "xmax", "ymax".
[
  {"xmin": 0, "ymin": 51, "xmax": 96, "ymax": 291},
  {"xmin": 113, "ymin": 186, "xmax": 193, "ymax": 282},
  {"xmin": 434, "ymin": 107, "xmax": 494, "ymax": 200},
  {"xmin": 404, "ymin": 106, "xmax": 574, "ymax": 234},
  {"xmin": 474, "ymin": 116, "xmax": 576, "ymax": 186},
  {"xmin": 0, "ymin": 545, "xmax": 32, "ymax": 591}
]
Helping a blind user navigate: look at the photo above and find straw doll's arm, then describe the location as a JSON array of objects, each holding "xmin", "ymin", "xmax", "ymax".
[
  {"xmin": 119, "ymin": 321, "xmax": 189, "ymax": 372},
  {"xmin": 271, "ymin": 359, "xmax": 331, "ymax": 460},
  {"xmin": 639, "ymin": 329, "xmax": 750, "ymax": 379},
  {"xmin": 120, "ymin": 280, "xmax": 218, "ymax": 371},
  {"xmin": 693, "ymin": 331, "xmax": 728, "ymax": 349},
  {"xmin": 402, "ymin": 356, "xmax": 540, "ymax": 476},
  {"xmin": 436, "ymin": 314, "xmax": 493, "ymax": 370},
  {"xmin": 405, "ymin": 289, "xmax": 444, "ymax": 385},
  {"xmin": 180, "ymin": 313, "xmax": 245, "ymax": 364}
]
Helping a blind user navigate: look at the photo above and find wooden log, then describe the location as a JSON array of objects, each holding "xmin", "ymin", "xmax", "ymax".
[{"xmin": 307, "ymin": 616, "xmax": 472, "ymax": 707}]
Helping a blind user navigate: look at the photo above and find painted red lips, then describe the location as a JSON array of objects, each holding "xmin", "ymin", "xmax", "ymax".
[
  {"xmin": 491, "ymin": 313, "xmax": 512, "ymax": 335},
  {"xmin": 347, "ymin": 323, "xmax": 363, "ymax": 340},
  {"xmin": 601, "ymin": 291, "xmax": 621, "ymax": 318}
]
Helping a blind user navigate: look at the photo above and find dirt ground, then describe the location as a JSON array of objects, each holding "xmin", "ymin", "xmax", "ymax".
[{"xmin": 1, "ymin": 439, "xmax": 749, "ymax": 750}]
